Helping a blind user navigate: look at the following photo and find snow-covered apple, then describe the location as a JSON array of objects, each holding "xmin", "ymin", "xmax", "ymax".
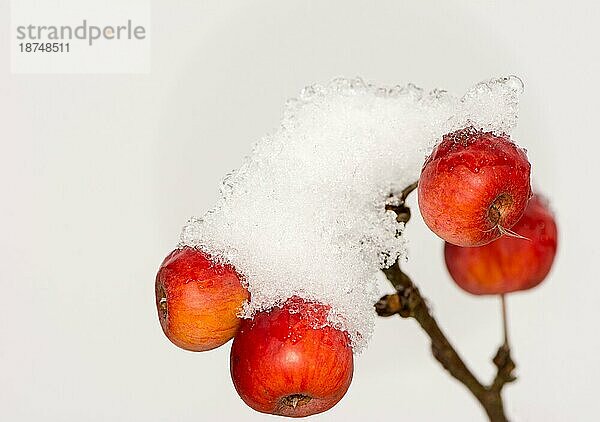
[
  {"xmin": 445, "ymin": 194, "xmax": 557, "ymax": 295},
  {"xmin": 230, "ymin": 296, "xmax": 354, "ymax": 418},
  {"xmin": 418, "ymin": 128, "xmax": 532, "ymax": 247},
  {"xmin": 155, "ymin": 247, "xmax": 249, "ymax": 351}
]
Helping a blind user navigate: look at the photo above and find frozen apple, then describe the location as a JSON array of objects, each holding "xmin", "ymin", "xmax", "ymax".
[
  {"xmin": 155, "ymin": 247, "xmax": 249, "ymax": 351},
  {"xmin": 445, "ymin": 194, "xmax": 558, "ymax": 295},
  {"xmin": 230, "ymin": 297, "xmax": 354, "ymax": 418},
  {"xmin": 418, "ymin": 128, "xmax": 531, "ymax": 247}
]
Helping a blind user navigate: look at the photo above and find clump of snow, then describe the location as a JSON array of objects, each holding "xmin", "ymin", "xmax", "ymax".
[{"xmin": 180, "ymin": 75, "xmax": 524, "ymax": 351}]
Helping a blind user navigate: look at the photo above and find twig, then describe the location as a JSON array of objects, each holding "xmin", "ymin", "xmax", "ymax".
[
  {"xmin": 375, "ymin": 183, "xmax": 516, "ymax": 422},
  {"xmin": 385, "ymin": 181, "xmax": 418, "ymax": 224}
]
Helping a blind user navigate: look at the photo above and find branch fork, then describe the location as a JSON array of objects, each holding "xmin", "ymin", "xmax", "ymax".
[{"xmin": 376, "ymin": 182, "xmax": 516, "ymax": 422}]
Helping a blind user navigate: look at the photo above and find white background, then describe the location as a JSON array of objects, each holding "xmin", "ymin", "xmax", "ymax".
[{"xmin": 1, "ymin": 1, "xmax": 599, "ymax": 421}]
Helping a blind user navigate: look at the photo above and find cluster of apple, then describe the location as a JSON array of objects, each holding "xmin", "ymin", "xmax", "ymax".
[
  {"xmin": 155, "ymin": 247, "xmax": 352, "ymax": 417},
  {"xmin": 154, "ymin": 127, "xmax": 557, "ymax": 418},
  {"xmin": 418, "ymin": 127, "xmax": 557, "ymax": 295}
]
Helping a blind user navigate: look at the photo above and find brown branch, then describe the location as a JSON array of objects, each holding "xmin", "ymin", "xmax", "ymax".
[
  {"xmin": 376, "ymin": 183, "xmax": 516, "ymax": 422},
  {"xmin": 385, "ymin": 181, "xmax": 418, "ymax": 224}
]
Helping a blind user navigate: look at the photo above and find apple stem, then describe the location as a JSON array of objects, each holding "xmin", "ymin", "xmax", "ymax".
[
  {"xmin": 500, "ymin": 294, "xmax": 510, "ymax": 348},
  {"xmin": 375, "ymin": 181, "xmax": 516, "ymax": 422}
]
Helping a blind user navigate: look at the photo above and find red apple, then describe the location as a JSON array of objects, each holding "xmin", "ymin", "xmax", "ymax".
[
  {"xmin": 445, "ymin": 194, "xmax": 558, "ymax": 295},
  {"xmin": 230, "ymin": 297, "xmax": 354, "ymax": 418},
  {"xmin": 418, "ymin": 128, "xmax": 532, "ymax": 246},
  {"xmin": 155, "ymin": 247, "xmax": 249, "ymax": 351}
]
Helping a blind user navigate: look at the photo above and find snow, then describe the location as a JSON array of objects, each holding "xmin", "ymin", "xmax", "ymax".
[{"xmin": 180, "ymin": 76, "xmax": 523, "ymax": 351}]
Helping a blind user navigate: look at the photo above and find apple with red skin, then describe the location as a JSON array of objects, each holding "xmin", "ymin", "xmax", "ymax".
[
  {"xmin": 445, "ymin": 194, "xmax": 557, "ymax": 295},
  {"xmin": 155, "ymin": 247, "xmax": 249, "ymax": 351},
  {"xmin": 418, "ymin": 128, "xmax": 532, "ymax": 247},
  {"xmin": 230, "ymin": 296, "xmax": 354, "ymax": 418}
]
